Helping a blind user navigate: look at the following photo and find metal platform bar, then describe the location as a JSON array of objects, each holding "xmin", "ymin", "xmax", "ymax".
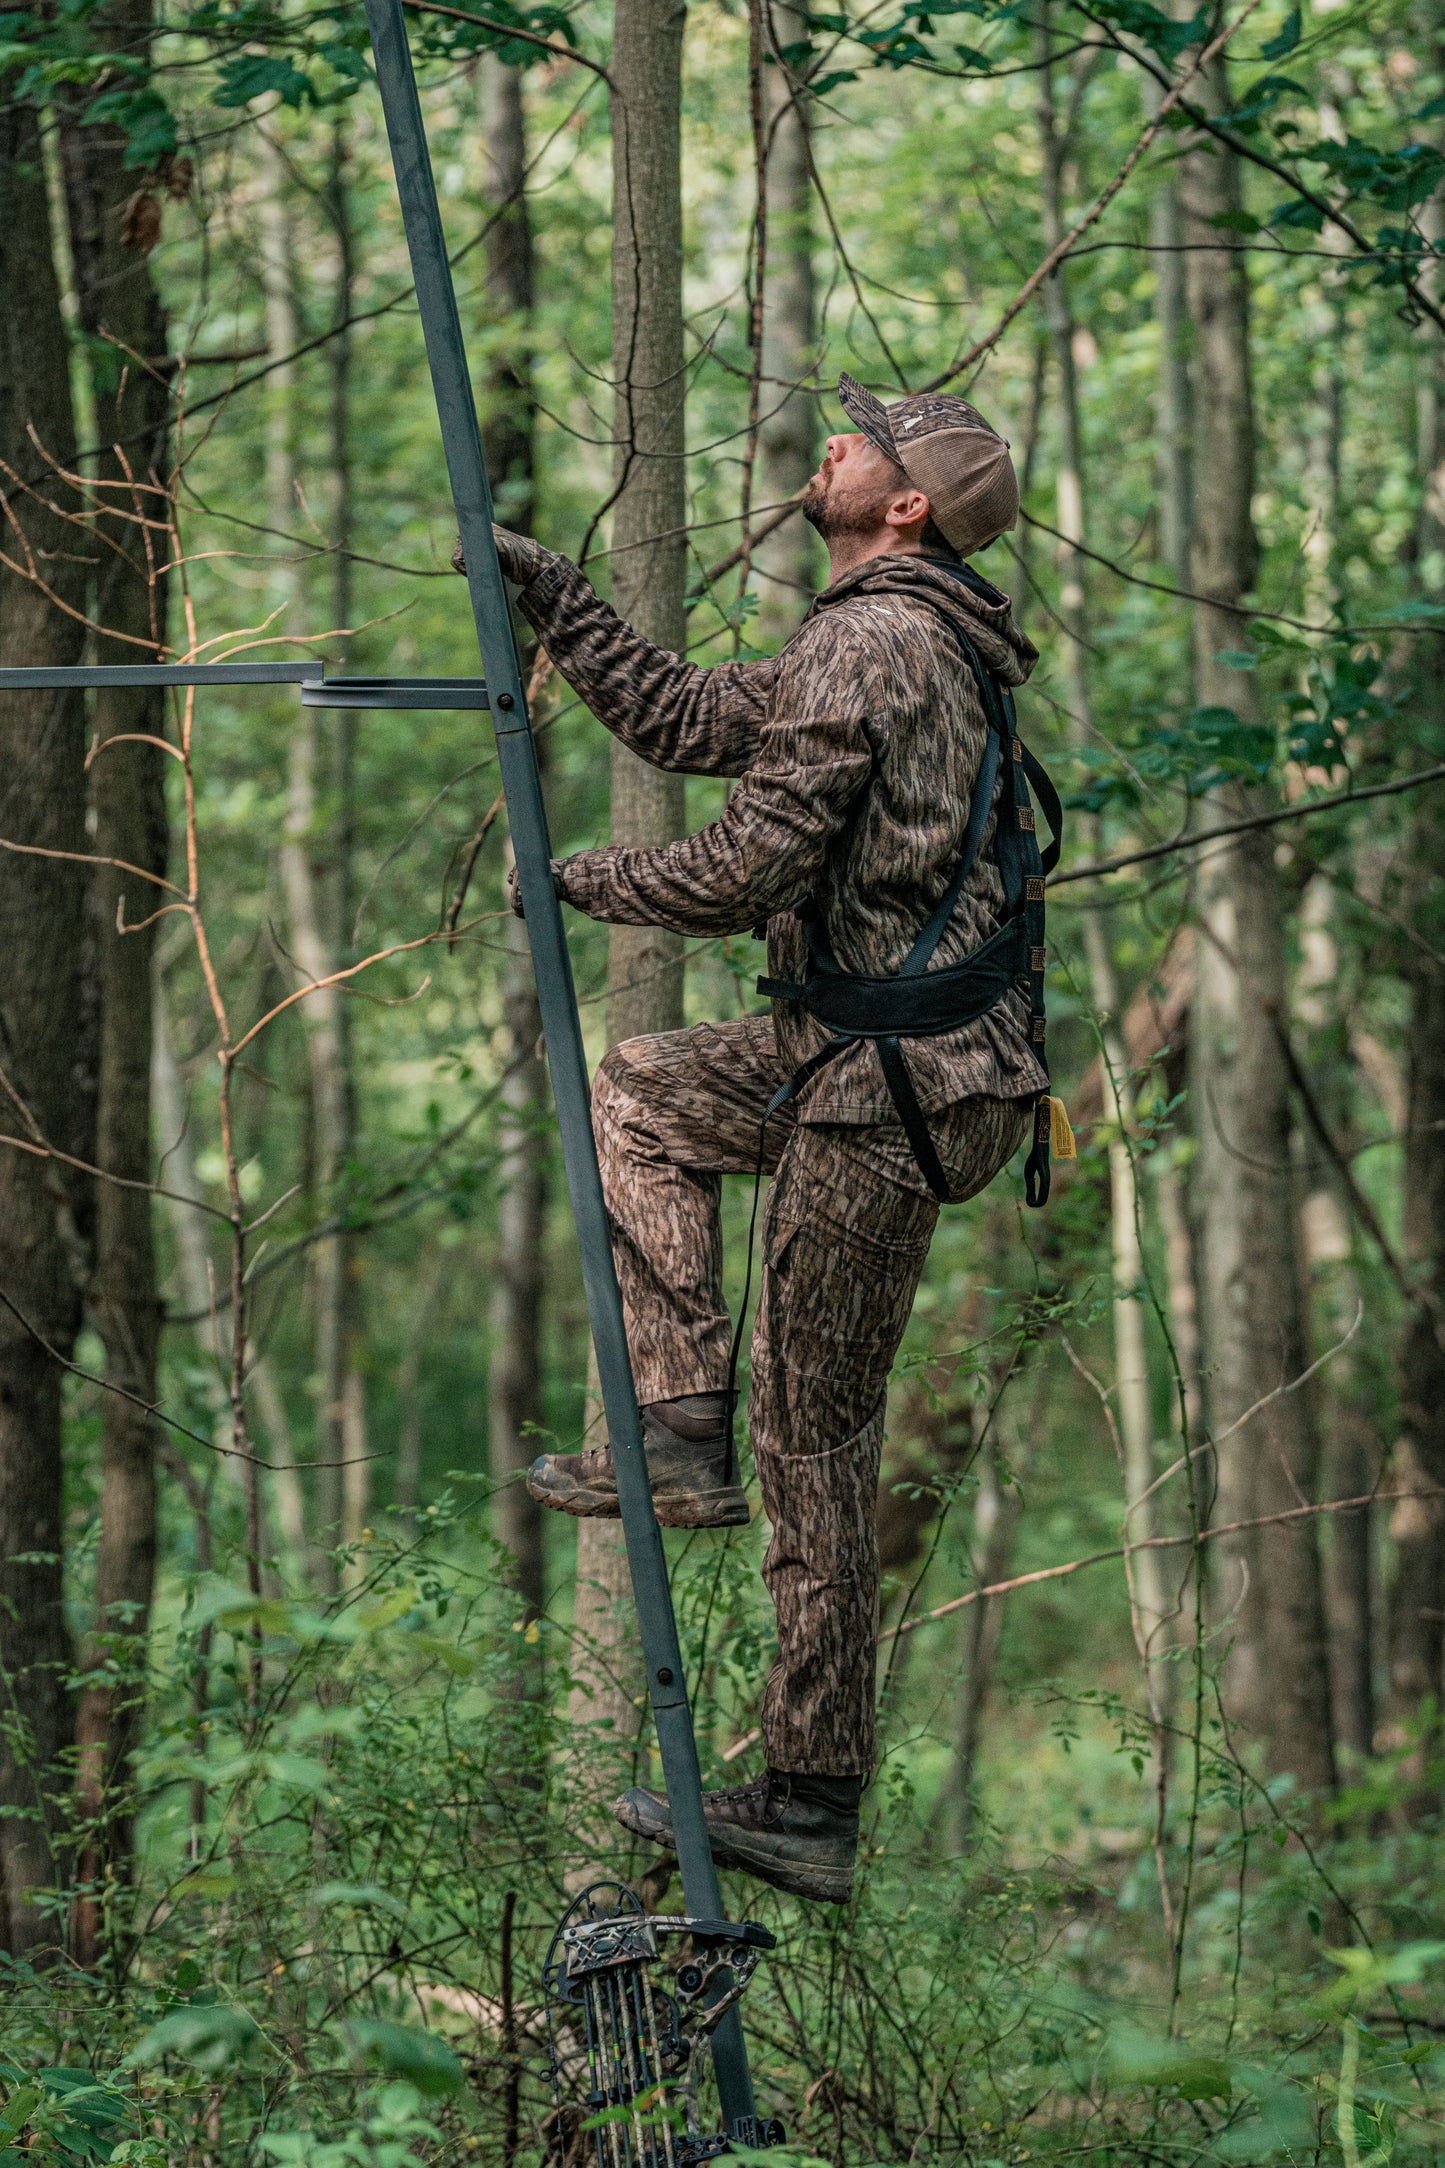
[
  {"xmin": 0, "ymin": 662, "xmax": 325, "ymax": 688},
  {"xmin": 360, "ymin": 0, "xmax": 760, "ymax": 2134},
  {"xmin": 0, "ymin": 668, "xmax": 491, "ymax": 710}
]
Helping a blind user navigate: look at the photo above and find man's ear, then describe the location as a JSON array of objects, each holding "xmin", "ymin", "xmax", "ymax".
[{"xmin": 884, "ymin": 485, "xmax": 931, "ymax": 532}]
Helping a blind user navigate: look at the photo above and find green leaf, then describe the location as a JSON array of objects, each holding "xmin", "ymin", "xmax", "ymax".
[
  {"xmin": 128, "ymin": 2007, "xmax": 264, "ymax": 2074},
  {"xmin": 81, "ymin": 85, "xmax": 176, "ymax": 168},
  {"xmin": 0, "ymin": 2088, "xmax": 42, "ymax": 2137},
  {"xmin": 1089, "ymin": 0, "xmax": 1206, "ymax": 62},
  {"xmin": 1109, "ymin": 2032, "xmax": 1232, "ymax": 2101},
  {"xmin": 403, "ymin": 1631, "xmax": 474, "ymax": 1675},
  {"xmin": 343, "ymin": 2021, "xmax": 464, "ymax": 2099},
  {"xmin": 1214, "ymin": 649, "xmax": 1258, "ymax": 670},
  {"xmin": 1374, "ymin": 599, "xmax": 1445, "ymax": 623},
  {"xmin": 1258, "ymin": 7, "xmax": 1300, "ymax": 58},
  {"xmin": 213, "ymin": 53, "xmax": 313, "ymax": 109},
  {"xmin": 312, "ymin": 1881, "xmax": 410, "ymax": 1920},
  {"xmin": 1269, "ymin": 197, "xmax": 1325, "ymax": 232}
]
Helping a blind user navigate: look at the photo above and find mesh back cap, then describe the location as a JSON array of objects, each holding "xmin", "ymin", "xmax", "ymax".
[{"xmin": 837, "ymin": 372, "xmax": 1019, "ymax": 556}]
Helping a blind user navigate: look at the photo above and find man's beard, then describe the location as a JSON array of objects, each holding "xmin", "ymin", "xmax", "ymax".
[{"xmin": 801, "ymin": 466, "xmax": 884, "ymax": 543}]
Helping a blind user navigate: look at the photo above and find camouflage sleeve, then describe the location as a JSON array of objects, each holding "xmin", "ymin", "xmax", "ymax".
[
  {"xmin": 552, "ymin": 611, "xmax": 874, "ymax": 936},
  {"xmin": 506, "ymin": 540, "xmax": 776, "ymax": 779}
]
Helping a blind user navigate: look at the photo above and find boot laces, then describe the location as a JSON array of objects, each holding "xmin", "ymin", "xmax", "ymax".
[{"xmin": 707, "ymin": 1775, "xmax": 785, "ymax": 1827}]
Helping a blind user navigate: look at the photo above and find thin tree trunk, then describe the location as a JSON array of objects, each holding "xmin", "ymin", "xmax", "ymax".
[
  {"xmin": 327, "ymin": 122, "xmax": 367, "ymax": 1559},
  {"xmin": 492, "ymin": 883, "xmax": 549, "ymax": 1634},
  {"xmin": 1386, "ymin": 414, "xmax": 1445, "ymax": 1774},
  {"xmin": 568, "ymin": 0, "xmax": 690, "ymax": 1758},
  {"xmin": 1153, "ymin": 1149, "xmax": 1203, "ymax": 1447},
  {"xmin": 1322, "ymin": 1408, "xmax": 1376, "ymax": 1764},
  {"xmin": 952, "ymin": 1424, "xmax": 1035, "ymax": 1851},
  {"xmin": 151, "ymin": 971, "xmax": 306, "ymax": 1553},
  {"xmin": 394, "ymin": 1246, "xmax": 448, "ymax": 1528},
  {"xmin": 0, "ymin": 85, "xmax": 88, "ymax": 1958},
  {"xmin": 1144, "ymin": 75, "xmax": 1192, "ymax": 583},
  {"xmin": 1387, "ymin": 899, "xmax": 1445, "ymax": 1768},
  {"xmin": 57, "ymin": 0, "xmax": 170, "ymax": 1970},
  {"xmin": 1181, "ymin": 58, "xmax": 1335, "ymax": 1792},
  {"xmin": 753, "ymin": 0, "xmax": 818, "ymax": 641},
  {"xmin": 260, "ymin": 133, "xmax": 361, "ymax": 1577},
  {"xmin": 1038, "ymin": 18, "xmax": 1170, "ymax": 1709},
  {"xmin": 480, "ymin": 56, "xmax": 550, "ymax": 1644},
  {"xmin": 1381, "ymin": 137, "xmax": 1445, "ymax": 1783},
  {"xmin": 1296, "ymin": 875, "xmax": 1374, "ymax": 1767},
  {"xmin": 480, "ymin": 55, "xmax": 535, "ymax": 524}
]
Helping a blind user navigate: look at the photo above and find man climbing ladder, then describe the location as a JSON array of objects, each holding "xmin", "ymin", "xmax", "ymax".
[{"xmin": 464, "ymin": 376, "xmax": 1058, "ymax": 1903}]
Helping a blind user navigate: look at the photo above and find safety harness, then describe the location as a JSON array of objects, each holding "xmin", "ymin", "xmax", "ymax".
[{"xmin": 755, "ymin": 563, "xmax": 1064, "ymax": 1210}]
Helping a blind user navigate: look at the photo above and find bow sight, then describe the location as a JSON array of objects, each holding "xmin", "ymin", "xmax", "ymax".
[{"xmin": 544, "ymin": 1886, "xmax": 785, "ymax": 2165}]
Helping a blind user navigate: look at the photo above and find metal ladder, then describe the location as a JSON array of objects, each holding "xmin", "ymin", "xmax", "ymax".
[
  {"xmin": 0, "ymin": 3, "xmax": 765, "ymax": 2133},
  {"xmin": 358, "ymin": 3, "xmax": 764, "ymax": 2123}
]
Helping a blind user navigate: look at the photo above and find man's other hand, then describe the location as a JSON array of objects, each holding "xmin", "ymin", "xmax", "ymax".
[
  {"xmin": 507, "ymin": 859, "xmax": 567, "ymax": 919},
  {"xmin": 450, "ymin": 525, "xmax": 546, "ymax": 585}
]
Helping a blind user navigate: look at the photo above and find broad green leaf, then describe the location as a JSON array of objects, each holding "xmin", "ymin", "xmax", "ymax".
[
  {"xmin": 343, "ymin": 2021, "xmax": 464, "ymax": 2098},
  {"xmin": 1259, "ymin": 7, "xmax": 1300, "ymax": 57},
  {"xmin": 128, "ymin": 2006, "xmax": 263, "ymax": 2074},
  {"xmin": 312, "ymin": 1881, "xmax": 410, "ymax": 1919}
]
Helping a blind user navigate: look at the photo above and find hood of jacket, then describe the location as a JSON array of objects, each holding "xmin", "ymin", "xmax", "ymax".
[{"xmin": 805, "ymin": 550, "xmax": 1038, "ymax": 689}]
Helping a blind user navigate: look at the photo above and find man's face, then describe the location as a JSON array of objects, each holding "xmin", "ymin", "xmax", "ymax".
[{"xmin": 801, "ymin": 431, "xmax": 909, "ymax": 543}]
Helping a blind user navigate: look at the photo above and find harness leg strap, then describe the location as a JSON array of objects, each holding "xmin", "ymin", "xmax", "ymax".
[{"xmin": 876, "ymin": 1036, "xmax": 951, "ymax": 1204}]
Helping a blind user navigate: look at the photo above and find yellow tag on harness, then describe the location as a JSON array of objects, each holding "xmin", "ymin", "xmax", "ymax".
[{"xmin": 1048, "ymin": 1096, "xmax": 1077, "ymax": 1160}]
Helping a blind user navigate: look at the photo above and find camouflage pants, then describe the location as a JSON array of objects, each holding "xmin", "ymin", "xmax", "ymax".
[{"xmin": 592, "ymin": 1013, "xmax": 1028, "ymax": 1776}]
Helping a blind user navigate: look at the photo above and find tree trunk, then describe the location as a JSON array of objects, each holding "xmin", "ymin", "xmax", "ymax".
[
  {"xmin": 753, "ymin": 0, "xmax": 818, "ymax": 642},
  {"xmin": 152, "ymin": 965, "xmax": 307, "ymax": 1557},
  {"xmin": 1145, "ymin": 76, "xmax": 1191, "ymax": 583},
  {"xmin": 480, "ymin": 55, "xmax": 535, "ymax": 526},
  {"xmin": 327, "ymin": 125, "xmax": 367, "ymax": 1562},
  {"xmin": 478, "ymin": 56, "xmax": 550, "ymax": 1640},
  {"xmin": 394, "ymin": 1244, "xmax": 448, "ymax": 1529},
  {"xmin": 567, "ymin": 0, "xmax": 690, "ymax": 1759},
  {"xmin": 57, "ymin": 0, "xmax": 171, "ymax": 1970},
  {"xmin": 1038, "ymin": 20, "xmax": 1170, "ymax": 1708},
  {"xmin": 951, "ymin": 1420, "xmax": 1036, "ymax": 1851},
  {"xmin": 1296, "ymin": 882, "xmax": 1376, "ymax": 1770},
  {"xmin": 0, "ymin": 86, "xmax": 88, "ymax": 1957},
  {"xmin": 1386, "ymin": 907, "xmax": 1445, "ymax": 1768},
  {"xmin": 1378, "ymin": 31, "xmax": 1445, "ymax": 1793},
  {"xmin": 260, "ymin": 132, "xmax": 363, "ymax": 1577},
  {"xmin": 492, "ymin": 881, "xmax": 549, "ymax": 1629},
  {"xmin": 1181, "ymin": 62, "xmax": 1335, "ymax": 1792}
]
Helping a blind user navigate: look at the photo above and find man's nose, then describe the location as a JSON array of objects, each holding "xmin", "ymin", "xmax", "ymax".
[{"xmin": 824, "ymin": 433, "xmax": 849, "ymax": 462}]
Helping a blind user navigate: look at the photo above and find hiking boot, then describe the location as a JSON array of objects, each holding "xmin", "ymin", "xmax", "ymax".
[
  {"xmin": 614, "ymin": 1769, "xmax": 862, "ymax": 1904},
  {"xmin": 525, "ymin": 1393, "xmax": 749, "ymax": 1529}
]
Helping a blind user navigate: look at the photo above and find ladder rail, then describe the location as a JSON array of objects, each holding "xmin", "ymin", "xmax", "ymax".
[{"xmin": 358, "ymin": 0, "xmax": 758, "ymax": 2133}]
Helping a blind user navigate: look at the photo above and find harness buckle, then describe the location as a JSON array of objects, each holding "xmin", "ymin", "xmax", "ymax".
[{"xmin": 1026, "ymin": 876, "xmax": 1045, "ymax": 902}]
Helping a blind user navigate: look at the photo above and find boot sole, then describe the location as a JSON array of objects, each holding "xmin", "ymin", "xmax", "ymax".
[
  {"xmin": 526, "ymin": 1473, "xmax": 749, "ymax": 1528},
  {"xmin": 614, "ymin": 1788, "xmax": 854, "ymax": 1905},
  {"xmin": 655, "ymin": 1487, "xmax": 750, "ymax": 1529},
  {"xmin": 525, "ymin": 1473, "xmax": 620, "ymax": 1518}
]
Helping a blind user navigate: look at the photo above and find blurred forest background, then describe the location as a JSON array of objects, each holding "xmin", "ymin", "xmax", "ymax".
[{"xmin": 3, "ymin": 0, "xmax": 1445, "ymax": 2155}]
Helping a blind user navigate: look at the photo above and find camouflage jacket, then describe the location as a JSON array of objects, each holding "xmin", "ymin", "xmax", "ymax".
[{"xmin": 504, "ymin": 536, "xmax": 1049, "ymax": 1124}]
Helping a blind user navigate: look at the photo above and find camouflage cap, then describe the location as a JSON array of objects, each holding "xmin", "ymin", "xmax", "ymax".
[{"xmin": 837, "ymin": 372, "xmax": 1019, "ymax": 557}]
